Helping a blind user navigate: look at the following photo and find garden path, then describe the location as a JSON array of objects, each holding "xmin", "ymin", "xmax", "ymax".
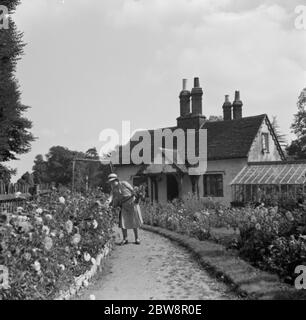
[{"xmin": 76, "ymin": 227, "xmax": 237, "ymax": 300}]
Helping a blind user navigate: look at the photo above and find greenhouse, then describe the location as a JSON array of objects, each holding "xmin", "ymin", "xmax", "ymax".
[{"xmin": 230, "ymin": 162, "xmax": 306, "ymax": 204}]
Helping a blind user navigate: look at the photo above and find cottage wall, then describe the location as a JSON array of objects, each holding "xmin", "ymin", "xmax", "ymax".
[
  {"xmin": 198, "ymin": 158, "xmax": 247, "ymax": 206},
  {"xmin": 248, "ymin": 119, "xmax": 282, "ymax": 162},
  {"xmin": 115, "ymin": 159, "xmax": 247, "ymax": 206}
]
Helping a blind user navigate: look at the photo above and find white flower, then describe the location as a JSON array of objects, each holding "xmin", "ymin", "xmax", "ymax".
[
  {"xmin": 35, "ymin": 217, "xmax": 43, "ymax": 225},
  {"xmin": 255, "ymin": 223, "xmax": 261, "ymax": 231},
  {"xmin": 92, "ymin": 219, "xmax": 98, "ymax": 229},
  {"xmin": 36, "ymin": 208, "xmax": 43, "ymax": 214},
  {"xmin": 15, "ymin": 192, "xmax": 22, "ymax": 198},
  {"xmin": 59, "ymin": 196, "xmax": 66, "ymax": 204},
  {"xmin": 89, "ymin": 294, "xmax": 96, "ymax": 300},
  {"xmin": 285, "ymin": 211, "xmax": 294, "ymax": 222},
  {"xmin": 33, "ymin": 261, "xmax": 41, "ymax": 272},
  {"xmin": 83, "ymin": 280, "xmax": 89, "ymax": 287},
  {"xmin": 58, "ymin": 264, "xmax": 65, "ymax": 271},
  {"xmin": 70, "ymin": 288, "xmax": 76, "ymax": 296},
  {"xmin": 19, "ymin": 221, "xmax": 32, "ymax": 233},
  {"xmin": 17, "ymin": 207, "xmax": 23, "ymax": 214},
  {"xmin": 84, "ymin": 252, "xmax": 91, "ymax": 262},
  {"xmin": 24, "ymin": 252, "xmax": 32, "ymax": 261},
  {"xmin": 65, "ymin": 220, "xmax": 73, "ymax": 234},
  {"xmin": 71, "ymin": 233, "xmax": 81, "ymax": 245},
  {"xmin": 45, "ymin": 214, "xmax": 53, "ymax": 220},
  {"xmin": 44, "ymin": 236, "xmax": 53, "ymax": 251},
  {"xmin": 42, "ymin": 225, "xmax": 50, "ymax": 235}
]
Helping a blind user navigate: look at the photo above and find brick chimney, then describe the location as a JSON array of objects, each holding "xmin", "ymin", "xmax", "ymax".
[
  {"xmin": 179, "ymin": 79, "xmax": 191, "ymax": 117},
  {"xmin": 191, "ymin": 77, "xmax": 203, "ymax": 115},
  {"xmin": 233, "ymin": 90, "xmax": 243, "ymax": 120},
  {"xmin": 222, "ymin": 95, "xmax": 232, "ymax": 121},
  {"xmin": 177, "ymin": 77, "xmax": 206, "ymax": 129}
]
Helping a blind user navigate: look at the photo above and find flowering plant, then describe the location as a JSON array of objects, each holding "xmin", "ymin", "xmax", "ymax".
[
  {"xmin": 142, "ymin": 194, "xmax": 306, "ymax": 284},
  {"xmin": 0, "ymin": 189, "xmax": 115, "ymax": 300},
  {"xmin": 133, "ymin": 185, "xmax": 147, "ymax": 204}
]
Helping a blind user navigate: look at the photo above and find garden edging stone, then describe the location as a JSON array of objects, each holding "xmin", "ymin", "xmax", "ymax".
[
  {"xmin": 54, "ymin": 234, "xmax": 116, "ymax": 300},
  {"xmin": 141, "ymin": 224, "xmax": 297, "ymax": 300}
]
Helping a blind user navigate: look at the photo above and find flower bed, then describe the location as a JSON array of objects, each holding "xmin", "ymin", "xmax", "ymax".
[
  {"xmin": 0, "ymin": 189, "xmax": 115, "ymax": 300},
  {"xmin": 141, "ymin": 194, "xmax": 306, "ymax": 285}
]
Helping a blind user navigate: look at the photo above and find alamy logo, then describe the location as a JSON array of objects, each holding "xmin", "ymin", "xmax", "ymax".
[
  {"xmin": 0, "ymin": 265, "xmax": 9, "ymax": 290},
  {"xmin": 99, "ymin": 121, "xmax": 208, "ymax": 175},
  {"xmin": 295, "ymin": 5, "xmax": 306, "ymax": 30},
  {"xmin": 0, "ymin": 5, "xmax": 9, "ymax": 30},
  {"xmin": 294, "ymin": 265, "xmax": 306, "ymax": 289}
]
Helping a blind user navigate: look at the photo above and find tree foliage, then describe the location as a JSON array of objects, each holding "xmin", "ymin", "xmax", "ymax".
[
  {"xmin": 0, "ymin": 0, "xmax": 34, "ymax": 180},
  {"xmin": 31, "ymin": 146, "xmax": 111, "ymax": 192},
  {"xmin": 271, "ymin": 116, "xmax": 287, "ymax": 149},
  {"xmin": 286, "ymin": 88, "xmax": 306, "ymax": 159}
]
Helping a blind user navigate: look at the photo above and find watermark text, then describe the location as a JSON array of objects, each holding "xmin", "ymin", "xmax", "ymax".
[{"xmin": 0, "ymin": 5, "xmax": 9, "ymax": 30}]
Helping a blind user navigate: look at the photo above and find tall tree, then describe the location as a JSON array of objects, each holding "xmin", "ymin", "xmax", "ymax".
[
  {"xmin": 0, "ymin": 0, "xmax": 34, "ymax": 181},
  {"xmin": 286, "ymin": 88, "xmax": 306, "ymax": 159},
  {"xmin": 271, "ymin": 116, "xmax": 287, "ymax": 149},
  {"xmin": 208, "ymin": 115, "xmax": 223, "ymax": 122},
  {"xmin": 45, "ymin": 146, "xmax": 76, "ymax": 187},
  {"xmin": 85, "ymin": 147, "xmax": 111, "ymax": 191},
  {"xmin": 32, "ymin": 154, "xmax": 48, "ymax": 184},
  {"xmin": 291, "ymin": 88, "xmax": 306, "ymax": 138}
]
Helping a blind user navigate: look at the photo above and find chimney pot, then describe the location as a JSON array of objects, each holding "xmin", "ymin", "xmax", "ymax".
[
  {"xmin": 223, "ymin": 94, "xmax": 232, "ymax": 121},
  {"xmin": 234, "ymin": 90, "xmax": 240, "ymax": 101},
  {"xmin": 194, "ymin": 77, "xmax": 200, "ymax": 88},
  {"xmin": 191, "ymin": 77, "xmax": 203, "ymax": 115},
  {"xmin": 179, "ymin": 78, "xmax": 191, "ymax": 117},
  {"xmin": 233, "ymin": 90, "xmax": 243, "ymax": 120},
  {"xmin": 182, "ymin": 79, "xmax": 188, "ymax": 91}
]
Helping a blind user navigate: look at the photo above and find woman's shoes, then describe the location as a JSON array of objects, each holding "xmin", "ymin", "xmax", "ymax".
[
  {"xmin": 120, "ymin": 239, "xmax": 128, "ymax": 245},
  {"xmin": 119, "ymin": 239, "xmax": 140, "ymax": 245}
]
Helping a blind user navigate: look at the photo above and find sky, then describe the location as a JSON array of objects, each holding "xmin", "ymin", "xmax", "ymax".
[{"xmin": 7, "ymin": 0, "xmax": 306, "ymax": 181}]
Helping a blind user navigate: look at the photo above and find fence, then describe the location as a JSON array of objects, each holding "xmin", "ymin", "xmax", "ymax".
[
  {"xmin": 0, "ymin": 181, "xmax": 51, "ymax": 213},
  {"xmin": 0, "ymin": 196, "xmax": 28, "ymax": 214},
  {"xmin": 0, "ymin": 180, "xmax": 31, "ymax": 195}
]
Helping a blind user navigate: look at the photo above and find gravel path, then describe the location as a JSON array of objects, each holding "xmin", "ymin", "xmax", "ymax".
[{"xmin": 76, "ymin": 228, "xmax": 238, "ymax": 300}]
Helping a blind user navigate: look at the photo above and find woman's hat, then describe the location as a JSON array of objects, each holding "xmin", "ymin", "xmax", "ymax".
[{"xmin": 107, "ymin": 173, "xmax": 118, "ymax": 183}]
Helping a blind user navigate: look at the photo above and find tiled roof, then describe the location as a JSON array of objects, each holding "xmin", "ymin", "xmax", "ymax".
[
  {"xmin": 201, "ymin": 114, "xmax": 266, "ymax": 160},
  {"xmin": 114, "ymin": 114, "xmax": 279, "ymax": 164}
]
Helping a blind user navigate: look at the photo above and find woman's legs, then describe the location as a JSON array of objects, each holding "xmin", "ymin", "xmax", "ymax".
[
  {"xmin": 121, "ymin": 228, "xmax": 128, "ymax": 240},
  {"xmin": 133, "ymin": 228, "xmax": 140, "ymax": 242}
]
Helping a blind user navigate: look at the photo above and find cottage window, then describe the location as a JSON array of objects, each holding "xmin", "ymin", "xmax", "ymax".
[
  {"xmin": 261, "ymin": 132, "xmax": 269, "ymax": 153},
  {"xmin": 203, "ymin": 174, "xmax": 223, "ymax": 197}
]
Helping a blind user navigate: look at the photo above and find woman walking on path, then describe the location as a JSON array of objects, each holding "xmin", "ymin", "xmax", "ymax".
[{"xmin": 106, "ymin": 173, "xmax": 143, "ymax": 245}]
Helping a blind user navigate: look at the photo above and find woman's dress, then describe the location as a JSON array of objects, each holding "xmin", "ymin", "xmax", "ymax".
[{"xmin": 109, "ymin": 181, "xmax": 143, "ymax": 229}]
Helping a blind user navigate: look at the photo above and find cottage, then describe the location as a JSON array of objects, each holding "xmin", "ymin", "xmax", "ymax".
[{"xmin": 113, "ymin": 77, "xmax": 285, "ymax": 206}]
